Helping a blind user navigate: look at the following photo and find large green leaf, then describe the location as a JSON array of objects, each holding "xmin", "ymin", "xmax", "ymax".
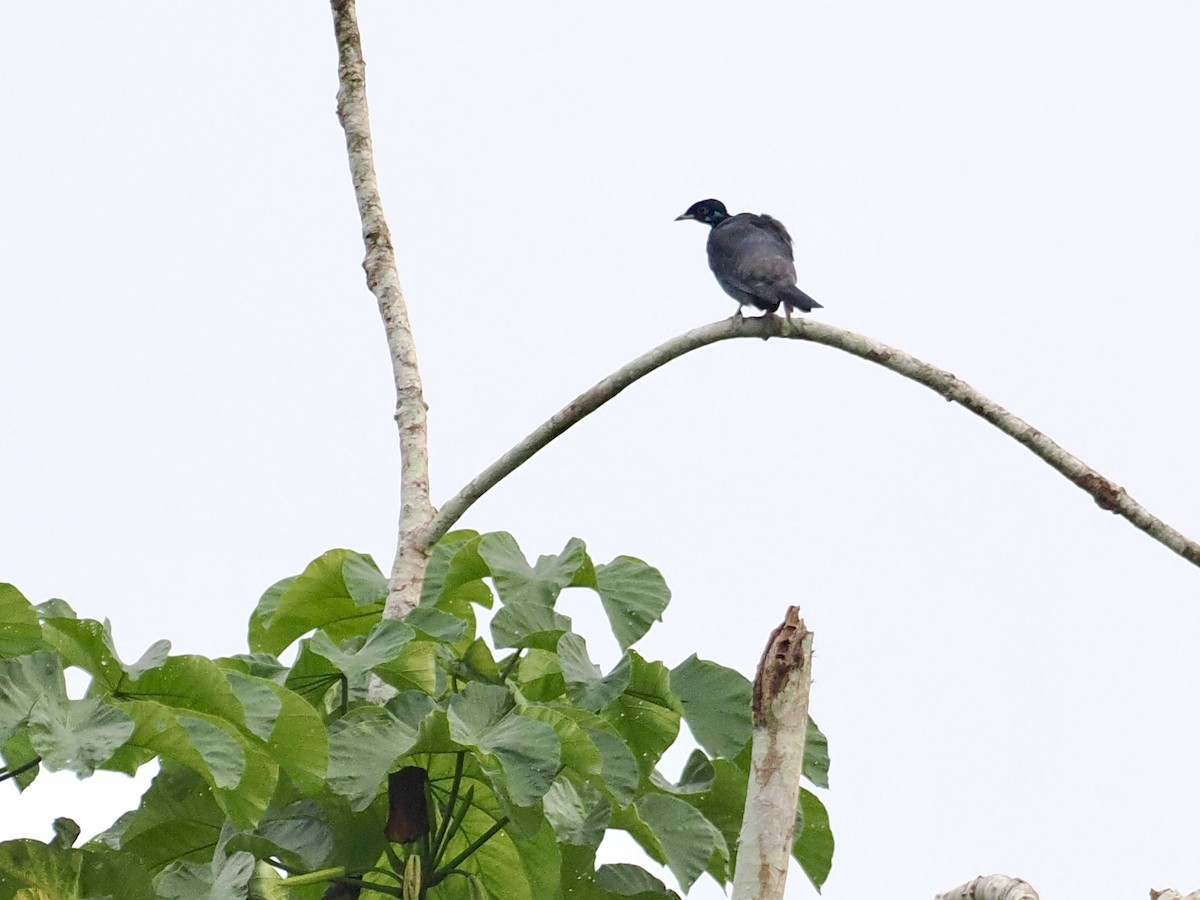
[
  {"xmin": 669, "ymin": 655, "xmax": 751, "ymax": 760},
  {"xmin": 0, "ymin": 652, "xmax": 64, "ymax": 745},
  {"xmin": 373, "ymin": 638, "xmax": 440, "ymax": 695},
  {"xmin": 602, "ymin": 652, "xmax": 681, "ymax": 779},
  {"xmin": 0, "ymin": 839, "xmax": 155, "ymax": 899},
  {"xmin": 248, "ymin": 550, "xmax": 384, "ymax": 655},
  {"xmin": 479, "ymin": 533, "xmax": 588, "ymax": 606},
  {"xmin": 592, "ymin": 557, "xmax": 669, "ymax": 650},
  {"xmin": 327, "ymin": 705, "xmax": 421, "ymax": 811},
  {"xmin": 803, "ymin": 717, "xmax": 831, "ymax": 789},
  {"xmin": 674, "ymin": 757, "xmax": 747, "ymax": 884},
  {"xmin": 26, "ymin": 695, "xmax": 134, "ymax": 777},
  {"xmin": 39, "ymin": 615, "xmax": 169, "ymax": 692},
  {"xmin": 341, "ymin": 553, "xmax": 388, "ymax": 606},
  {"xmin": 618, "ymin": 793, "xmax": 727, "ymax": 892},
  {"xmin": 92, "ymin": 761, "xmax": 223, "ymax": 872},
  {"xmin": 559, "ymin": 634, "xmax": 631, "ymax": 713},
  {"xmin": 650, "ymin": 749, "xmax": 715, "ymax": 796},
  {"xmin": 154, "ymin": 846, "xmax": 256, "ymax": 899},
  {"xmin": 492, "ymin": 603, "xmax": 573, "ymax": 651},
  {"xmin": 585, "ymin": 728, "xmax": 640, "ymax": 806},
  {"xmin": 0, "ymin": 584, "xmax": 43, "ymax": 658},
  {"xmin": 230, "ymin": 798, "xmax": 336, "ymax": 873},
  {"xmin": 224, "ymin": 671, "xmax": 329, "ymax": 793},
  {"xmin": 420, "ymin": 529, "xmax": 488, "ymax": 606},
  {"xmin": 794, "ymin": 787, "xmax": 835, "ymax": 890},
  {"xmin": 594, "ymin": 861, "xmax": 679, "ymax": 898},
  {"xmin": 516, "ymin": 704, "xmax": 601, "ymax": 780},
  {"xmin": 119, "ymin": 655, "xmax": 244, "ymax": 723},
  {"xmin": 308, "ymin": 619, "xmax": 416, "ymax": 683},
  {"xmin": 544, "ymin": 776, "xmax": 611, "ymax": 848},
  {"xmin": 447, "ymin": 683, "xmax": 560, "ymax": 808},
  {"xmin": 114, "ymin": 699, "xmax": 277, "ymax": 827}
]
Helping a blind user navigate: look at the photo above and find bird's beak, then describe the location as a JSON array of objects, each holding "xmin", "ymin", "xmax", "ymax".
[{"xmin": 674, "ymin": 212, "xmax": 694, "ymax": 221}]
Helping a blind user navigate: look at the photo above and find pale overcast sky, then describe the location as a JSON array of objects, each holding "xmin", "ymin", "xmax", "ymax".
[{"xmin": 3, "ymin": 4, "xmax": 1200, "ymax": 898}]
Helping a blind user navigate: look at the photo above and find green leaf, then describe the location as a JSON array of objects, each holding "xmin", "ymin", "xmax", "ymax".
[
  {"xmin": 224, "ymin": 671, "xmax": 329, "ymax": 794},
  {"xmin": 248, "ymin": 549, "xmax": 384, "ymax": 655},
  {"xmin": 420, "ymin": 529, "xmax": 487, "ymax": 606},
  {"xmin": 544, "ymin": 777, "xmax": 611, "ymax": 848},
  {"xmin": 27, "ymin": 695, "xmax": 135, "ymax": 776},
  {"xmin": 625, "ymin": 794, "xmax": 727, "ymax": 892},
  {"xmin": 1, "ymin": 729, "xmax": 41, "ymax": 790},
  {"xmin": 669, "ymin": 655, "xmax": 751, "ymax": 759},
  {"xmin": 492, "ymin": 603, "xmax": 572, "ymax": 651},
  {"xmin": 592, "ymin": 556, "xmax": 669, "ymax": 650},
  {"xmin": 516, "ymin": 705, "xmax": 601, "ymax": 780},
  {"xmin": 602, "ymin": 651, "xmax": 681, "ymax": 779},
  {"xmin": 154, "ymin": 848, "xmax": 256, "ymax": 899},
  {"xmin": 679, "ymin": 757, "xmax": 747, "ymax": 881},
  {"xmin": 0, "ymin": 839, "xmax": 155, "ymax": 899},
  {"xmin": 803, "ymin": 717, "xmax": 831, "ymax": 789},
  {"xmin": 93, "ymin": 761, "xmax": 223, "ymax": 873},
  {"xmin": 479, "ymin": 533, "xmax": 589, "ymax": 606},
  {"xmin": 559, "ymin": 634, "xmax": 631, "ymax": 712},
  {"xmin": 308, "ymin": 619, "xmax": 416, "ymax": 683},
  {"xmin": 342, "ymin": 553, "xmax": 388, "ymax": 606},
  {"xmin": 114, "ymin": 699, "xmax": 278, "ymax": 827},
  {"xmin": 254, "ymin": 799, "xmax": 336, "ymax": 872},
  {"xmin": 586, "ymin": 728, "xmax": 639, "ymax": 806},
  {"xmin": 794, "ymin": 787, "xmax": 835, "ymax": 890},
  {"xmin": 447, "ymin": 683, "xmax": 561, "ymax": 807},
  {"xmin": 406, "ymin": 606, "xmax": 468, "ymax": 643},
  {"xmin": 119, "ymin": 655, "xmax": 246, "ymax": 726},
  {"xmin": 0, "ymin": 651, "xmax": 64, "ymax": 745},
  {"xmin": 594, "ymin": 862, "xmax": 679, "ymax": 898},
  {"xmin": 650, "ymin": 749, "xmax": 714, "ymax": 795},
  {"xmin": 39, "ymin": 615, "xmax": 168, "ymax": 691},
  {"xmin": 0, "ymin": 584, "xmax": 43, "ymax": 658},
  {"xmin": 374, "ymin": 639, "xmax": 440, "ymax": 695},
  {"xmin": 327, "ymin": 705, "xmax": 421, "ymax": 810},
  {"xmin": 514, "ymin": 648, "xmax": 565, "ymax": 701},
  {"xmin": 51, "ymin": 817, "xmax": 80, "ymax": 849}
]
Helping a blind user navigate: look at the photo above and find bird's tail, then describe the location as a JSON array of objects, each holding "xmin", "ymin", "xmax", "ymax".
[{"xmin": 779, "ymin": 284, "xmax": 822, "ymax": 312}]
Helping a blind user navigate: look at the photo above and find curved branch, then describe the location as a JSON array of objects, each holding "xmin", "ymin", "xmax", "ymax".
[
  {"xmin": 425, "ymin": 315, "xmax": 1200, "ymax": 571},
  {"xmin": 331, "ymin": 0, "xmax": 433, "ymax": 619}
]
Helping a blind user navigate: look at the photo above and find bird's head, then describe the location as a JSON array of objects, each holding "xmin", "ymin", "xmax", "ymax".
[{"xmin": 675, "ymin": 199, "xmax": 729, "ymax": 226}]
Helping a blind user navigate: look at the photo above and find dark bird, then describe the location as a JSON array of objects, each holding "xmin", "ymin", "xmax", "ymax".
[{"xmin": 675, "ymin": 199, "xmax": 822, "ymax": 321}]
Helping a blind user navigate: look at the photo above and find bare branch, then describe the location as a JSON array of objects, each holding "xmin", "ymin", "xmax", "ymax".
[
  {"xmin": 427, "ymin": 315, "xmax": 1200, "ymax": 572},
  {"xmin": 731, "ymin": 607, "xmax": 813, "ymax": 900},
  {"xmin": 330, "ymin": 0, "xmax": 433, "ymax": 620}
]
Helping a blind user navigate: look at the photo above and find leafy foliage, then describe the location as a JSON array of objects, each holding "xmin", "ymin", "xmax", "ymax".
[{"xmin": 1, "ymin": 533, "xmax": 833, "ymax": 898}]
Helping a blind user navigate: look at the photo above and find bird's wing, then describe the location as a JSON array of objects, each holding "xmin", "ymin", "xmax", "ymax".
[
  {"xmin": 751, "ymin": 214, "xmax": 794, "ymax": 252},
  {"xmin": 708, "ymin": 215, "xmax": 798, "ymax": 296}
]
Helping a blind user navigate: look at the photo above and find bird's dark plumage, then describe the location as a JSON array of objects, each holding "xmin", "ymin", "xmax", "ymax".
[{"xmin": 675, "ymin": 199, "xmax": 822, "ymax": 319}]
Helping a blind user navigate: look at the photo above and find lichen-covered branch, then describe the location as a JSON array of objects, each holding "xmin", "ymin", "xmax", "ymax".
[
  {"xmin": 426, "ymin": 315, "xmax": 1200, "ymax": 573},
  {"xmin": 731, "ymin": 607, "xmax": 813, "ymax": 900},
  {"xmin": 330, "ymin": 0, "xmax": 432, "ymax": 620}
]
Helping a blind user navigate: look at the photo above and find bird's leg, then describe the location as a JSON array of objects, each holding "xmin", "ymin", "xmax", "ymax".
[{"xmin": 781, "ymin": 304, "xmax": 795, "ymax": 336}]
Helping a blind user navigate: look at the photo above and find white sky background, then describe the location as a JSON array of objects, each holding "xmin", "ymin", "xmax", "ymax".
[{"xmin": 3, "ymin": 3, "xmax": 1199, "ymax": 897}]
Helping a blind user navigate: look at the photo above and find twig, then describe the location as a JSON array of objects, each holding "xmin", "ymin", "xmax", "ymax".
[
  {"xmin": 330, "ymin": 0, "xmax": 434, "ymax": 621},
  {"xmin": 426, "ymin": 315, "xmax": 1200, "ymax": 572}
]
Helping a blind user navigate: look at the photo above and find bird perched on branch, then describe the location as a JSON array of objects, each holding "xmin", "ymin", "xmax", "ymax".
[{"xmin": 675, "ymin": 199, "xmax": 822, "ymax": 321}]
